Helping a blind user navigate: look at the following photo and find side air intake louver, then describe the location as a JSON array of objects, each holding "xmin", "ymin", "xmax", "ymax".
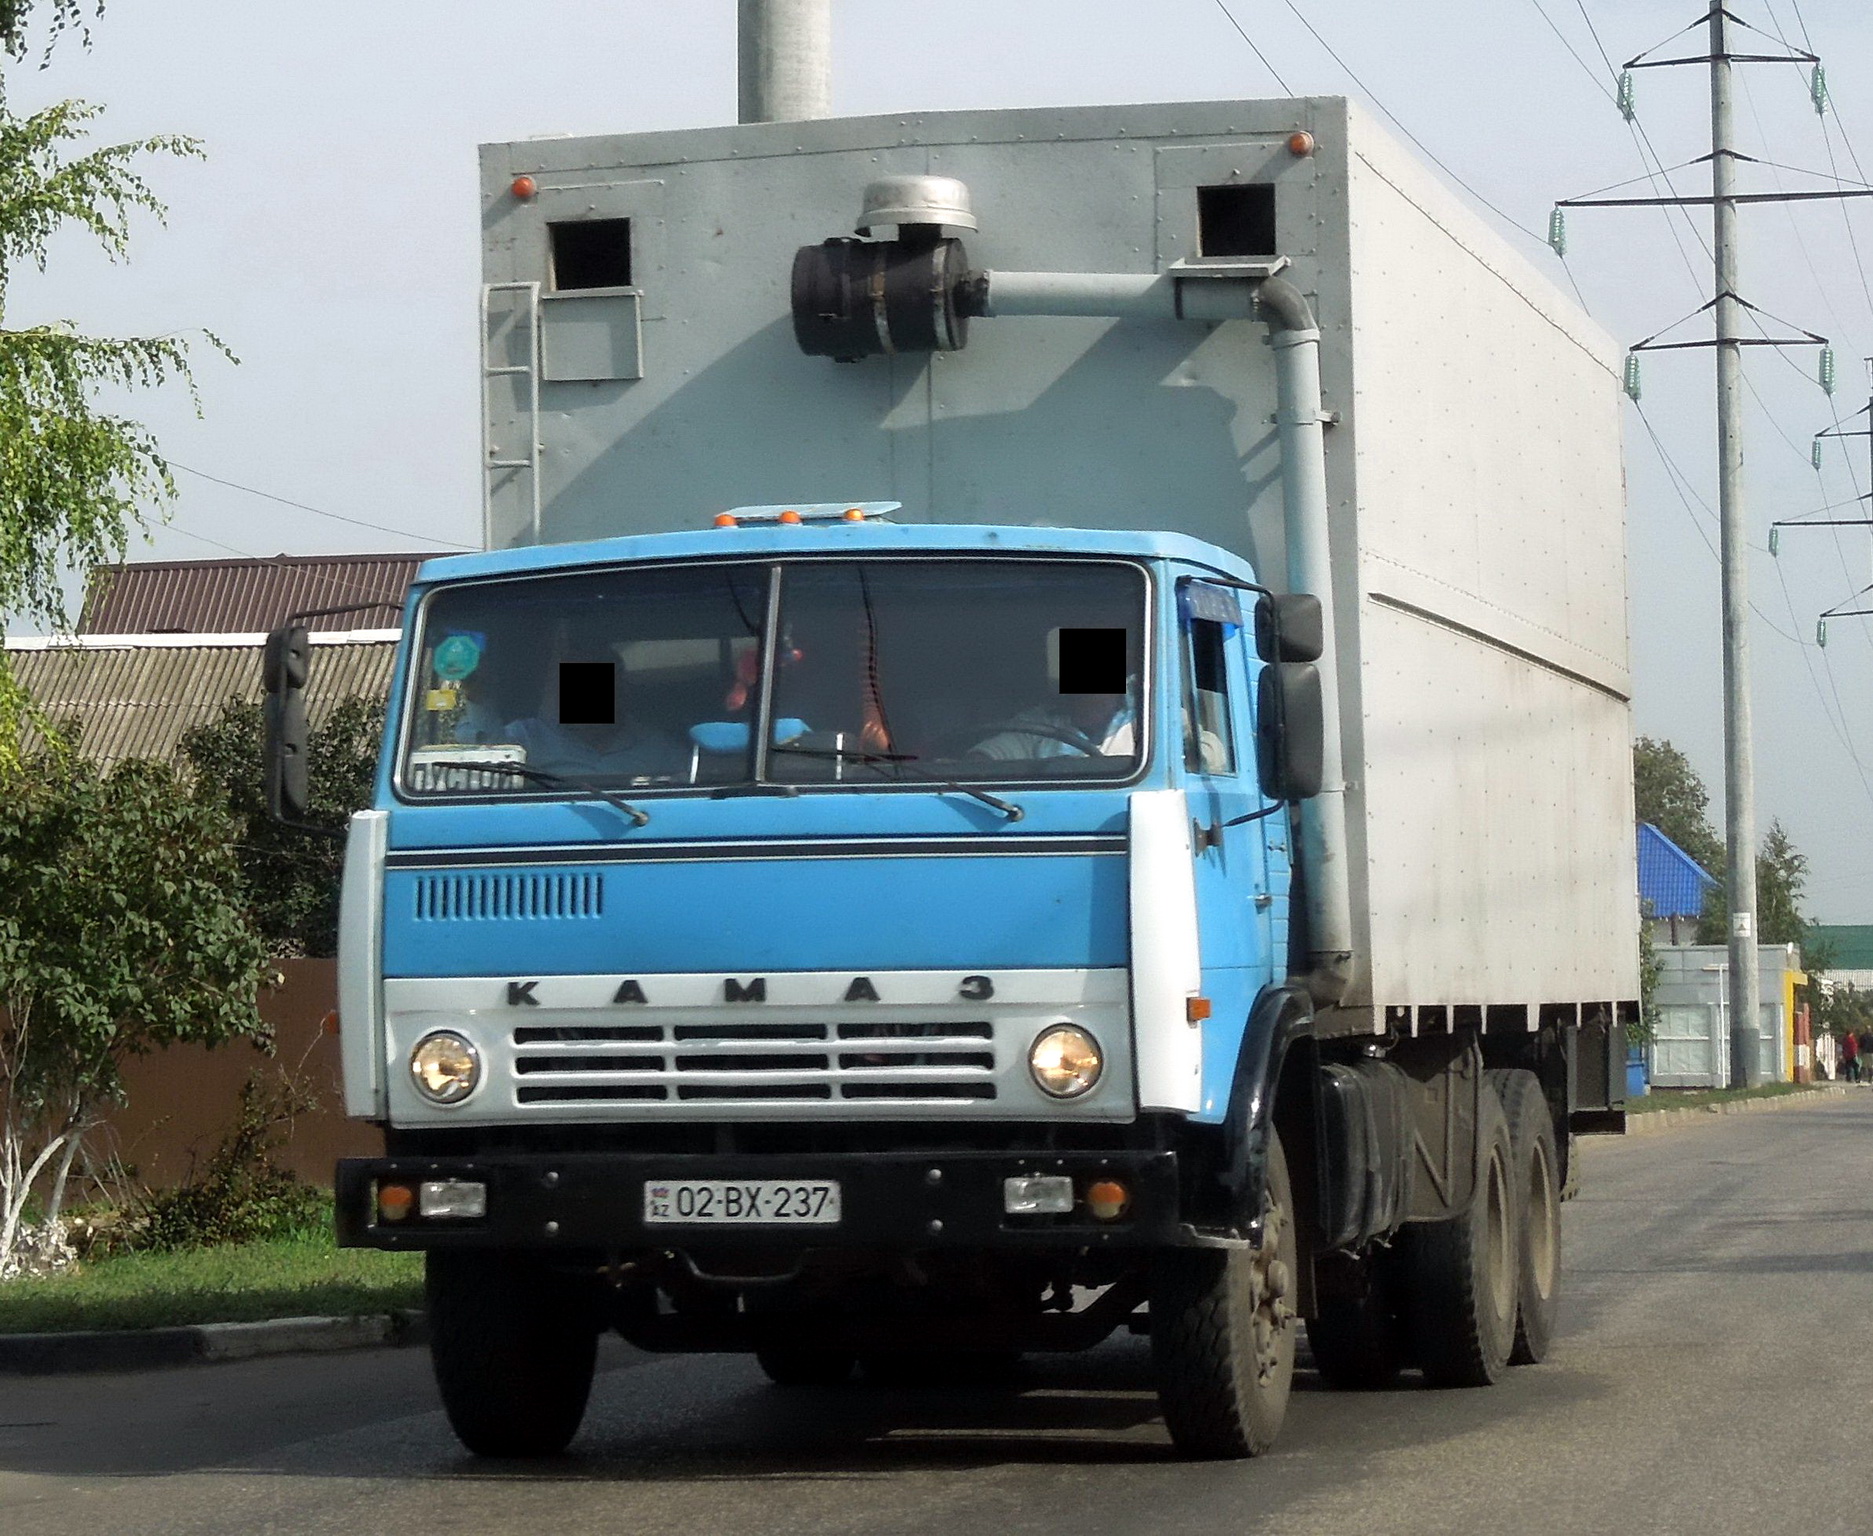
[{"xmin": 413, "ymin": 872, "xmax": 603, "ymax": 922}]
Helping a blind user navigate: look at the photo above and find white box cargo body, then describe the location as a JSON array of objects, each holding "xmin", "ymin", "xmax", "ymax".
[{"xmin": 478, "ymin": 95, "xmax": 1638, "ymax": 1026}]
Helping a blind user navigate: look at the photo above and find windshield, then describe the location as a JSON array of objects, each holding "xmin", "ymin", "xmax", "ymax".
[{"xmin": 399, "ymin": 557, "xmax": 1146, "ymax": 798}]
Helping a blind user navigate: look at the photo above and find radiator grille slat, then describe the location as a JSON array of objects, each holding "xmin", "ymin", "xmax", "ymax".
[{"xmin": 508, "ymin": 1018, "xmax": 1000, "ymax": 1107}]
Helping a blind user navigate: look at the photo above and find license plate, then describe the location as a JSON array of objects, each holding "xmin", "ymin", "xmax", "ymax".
[{"xmin": 642, "ymin": 1179, "xmax": 842, "ymax": 1226}]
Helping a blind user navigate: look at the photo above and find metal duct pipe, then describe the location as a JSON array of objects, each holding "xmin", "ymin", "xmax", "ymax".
[
  {"xmin": 972, "ymin": 270, "xmax": 1261, "ymax": 322},
  {"xmin": 738, "ymin": 0, "xmax": 832, "ymax": 124},
  {"xmin": 959, "ymin": 267, "xmax": 1356, "ymax": 1002},
  {"xmin": 1256, "ymin": 276, "xmax": 1354, "ymax": 1005}
]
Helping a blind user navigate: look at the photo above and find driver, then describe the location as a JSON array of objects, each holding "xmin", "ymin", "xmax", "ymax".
[{"xmin": 969, "ymin": 686, "xmax": 1136, "ymax": 762}]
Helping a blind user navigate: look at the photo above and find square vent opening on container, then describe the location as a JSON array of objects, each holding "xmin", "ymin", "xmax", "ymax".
[
  {"xmin": 1196, "ymin": 184, "xmax": 1276, "ymax": 258},
  {"xmin": 550, "ymin": 218, "xmax": 634, "ymax": 290}
]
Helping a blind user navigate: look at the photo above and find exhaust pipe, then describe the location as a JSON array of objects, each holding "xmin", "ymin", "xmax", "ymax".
[{"xmin": 738, "ymin": 0, "xmax": 832, "ymax": 124}]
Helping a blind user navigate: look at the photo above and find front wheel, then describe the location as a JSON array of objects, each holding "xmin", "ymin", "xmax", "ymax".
[
  {"xmin": 1150, "ymin": 1129, "xmax": 1297, "ymax": 1458},
  {"xmin": 426, "ymin": 1251, "xmax": 598, "ymax": 1457}
]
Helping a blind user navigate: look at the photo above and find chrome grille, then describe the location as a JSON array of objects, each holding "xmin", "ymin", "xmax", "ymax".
[
  {"xmin": 509, "ymin": 1018, "xmax": 999, "ymax": 1106},
  {"xmin": 412, "ymin": 872, "xmax": 603, "ymax": 922}
]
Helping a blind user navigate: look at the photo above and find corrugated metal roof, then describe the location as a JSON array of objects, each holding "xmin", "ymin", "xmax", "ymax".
[
  {"xmin": 5, "ymin": 638, "xmax": 396, "ymax": 766},
  {"xmin": 79, "ymin": 554, "xmax": 421, "ymax": 635},
  {"xmin": 1810, "ymin": 925, "xmax": 1873, "ymax": 969},
  {"xmin": 1637, "ymin": 822, "xmax": 1717, "ymax": 919}
]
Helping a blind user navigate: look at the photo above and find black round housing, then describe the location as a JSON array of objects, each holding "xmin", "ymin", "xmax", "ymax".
[{"xmin": 791, "ymin": 235, "xmax": 972, "ymax": 360}]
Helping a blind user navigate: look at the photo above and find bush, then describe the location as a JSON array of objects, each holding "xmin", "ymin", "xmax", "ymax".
[{"xmin": 138, "ymin": 1073, "xmax": 328, "ymax": 1250}]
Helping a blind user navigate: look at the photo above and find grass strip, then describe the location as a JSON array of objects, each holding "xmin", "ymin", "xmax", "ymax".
[
  {"xmin": 0, "ymin": 1232, "xmax": 422, "ymax": 1334},
  {"xmin": 1626, "ymin": 1081, "xmax": 1823, "ymax": 1114}
]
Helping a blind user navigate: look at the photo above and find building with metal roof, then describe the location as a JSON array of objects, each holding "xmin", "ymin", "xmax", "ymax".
[
  {"xmin": 4, "ymin": 632, "xmax": 397, "ymax": 766},
  {"xmin": 1637, "ymin": 822, "xmax": 1716, "ymax": 944},
  {"xmin": 1808, "ymin": 924, "xmax": 1873, "ymax": 991},
  {"xmin": 79, "ymin": 553, "xmax": 419, "ymax": 636}
]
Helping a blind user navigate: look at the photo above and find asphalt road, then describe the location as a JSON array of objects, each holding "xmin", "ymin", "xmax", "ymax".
[{"xmin": 5, "ymin": 1095, "xmax": 1872, "ymax": 1536}]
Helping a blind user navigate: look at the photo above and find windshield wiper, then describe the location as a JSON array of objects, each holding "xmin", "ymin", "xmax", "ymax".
[
  {"xmin": 772, "ymin": 744, "xmax": 1024, "ymax": 822},
  {"xmin": 424, "ymin": 759, "xmax": 651, "ymax": 827}
]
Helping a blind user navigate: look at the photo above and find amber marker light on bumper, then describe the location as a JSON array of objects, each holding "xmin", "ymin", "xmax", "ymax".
[{"xmin": 1085, "ymin": 1180, "xmax": 1131, "ymax": 1221}]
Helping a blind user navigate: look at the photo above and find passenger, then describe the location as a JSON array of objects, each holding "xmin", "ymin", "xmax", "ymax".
[{"xmin": 502, "ymin": 643, "xmax": 684, "ymax": 782}]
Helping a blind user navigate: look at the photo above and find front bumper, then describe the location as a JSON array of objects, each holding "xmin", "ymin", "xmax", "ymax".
[{"xmin": 335, "ymin": 1149, "xmax": 1186, "ymax": 1252}]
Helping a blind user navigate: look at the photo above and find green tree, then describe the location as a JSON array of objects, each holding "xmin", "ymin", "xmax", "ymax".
[
  {"xmin": 0, "ymin": 5, "xmax": 217, "ymax": 763},
  {"xmin": 181, "ymin": 695, "xmax": 384, "ymax": 958},
  {"xmin": 1754, "ymin": 819, "xmax": 1809, "ymax": 946},
  {"xmin": 0, "ymin": 745, "xmax": 270, "ymax": 1271},
  {"xmin": 1633, "ymin": 736, "xmax": 1724, "ymax": 877}
]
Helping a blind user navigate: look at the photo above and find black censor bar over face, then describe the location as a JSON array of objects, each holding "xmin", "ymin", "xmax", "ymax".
[
  {"xmin": 559, "ymin": 661, "xmax": 616, "ymax": 724},
  {"xmin": 1057, "ymin": 628, "xmax": 1127, "ymax": 694}
]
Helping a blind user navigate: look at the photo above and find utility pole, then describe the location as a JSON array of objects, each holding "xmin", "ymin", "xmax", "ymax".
[
  {"xmin": 1791, "ymin": 367, "xmax": 1873, "ymax": 642},
  {"xmin": 1558, "ymin": 4, "xmax": 1873, "ymax": 1088},
  {"xmin": 738, "ymin": 0, "xmax": 832, "ymax": 125},
  {"xmin": 1709, "ymin": 3, "xmax": 1759, "ymax": 1091}
]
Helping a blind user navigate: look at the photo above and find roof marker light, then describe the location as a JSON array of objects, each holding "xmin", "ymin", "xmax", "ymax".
[
  {"xmin": 843, "ymin": 507, "xmax": 866, "ymax": 521},
  {"xmin": 778, "ymin": 509, "xmax": 803, "ymax": 524},
  {"xmin": 1287, "ymin": 131, "xmax": 1315, "ymax": 157},
  {"xmin": 511, "ymin": 175, "xmax": 538, "ymax": 199},
  {"xmin": 713, "ymin": 513, "xmax": 738, "ymax": 528}
]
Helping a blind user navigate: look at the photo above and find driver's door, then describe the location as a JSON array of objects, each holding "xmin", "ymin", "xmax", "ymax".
[{"xmin": 1179, "ymin": 580, "xmax": 1278, "ymax": 1117}]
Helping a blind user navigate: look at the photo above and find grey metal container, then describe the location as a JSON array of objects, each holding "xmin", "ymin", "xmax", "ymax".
[{"xmin": 477, "ymin": 96, "xmax": 1639, "ymax": 1026}]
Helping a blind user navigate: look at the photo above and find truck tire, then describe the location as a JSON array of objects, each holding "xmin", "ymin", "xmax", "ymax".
[
  {"xmin": 1149, "ymin": 1129, "xmax": 1297, "ymax": 1458},
  {"xmin": 426, "ymin": 1251, "xmax": 598, "ymax": 1456},
  {"xmin": 756, "ymin": 1341, "xmax": 857, "ymax": 1386},
  {"xmin": 1305, "ymin": 1248, "xmax": 1406, "ymax": 1390},
  {"xmin": 1487, "ymin": 1067, "xmax": 1562, "ymax": 1365},
  {"xmin": 1402, "ymin": 1080, "xmax": 1518, "ymax": 1388}
]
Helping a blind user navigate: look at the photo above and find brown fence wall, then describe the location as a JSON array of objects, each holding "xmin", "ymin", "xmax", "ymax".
[{"xmin": 101, "ymin": 958, "xmax": 381, "ymax": 1191}]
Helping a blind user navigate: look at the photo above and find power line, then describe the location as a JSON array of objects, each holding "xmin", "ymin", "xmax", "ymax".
[
  {"xmin": 167, "ymin": 461, "xmax": 475, "ymax": 551},
  {"xmin": 1760, "ymin": 0, "xmax": 1873, "ymax": 321},
  {"xmin": 1209, "ymin": 0, "xmax": 1293, "ymax": 95},
  {"xmin": 1636, "ymin": 401, "xmax": 1873, "ymax": 808},
  {"xmin": 1274, "ymin": 0, "xmax": 1548, "ymax": 246}
]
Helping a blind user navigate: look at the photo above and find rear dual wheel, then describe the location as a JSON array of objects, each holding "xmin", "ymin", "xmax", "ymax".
[
  {"xmin": 1403, "ymin": 1079, "xmax": 1519, "ymax": 1387},
  {"xmin": 1487, "ymin": 1067, "xmax": 1562, "ymax": 1365}
]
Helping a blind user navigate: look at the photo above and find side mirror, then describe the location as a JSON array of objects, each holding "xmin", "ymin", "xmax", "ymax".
[
  {"xmin": 263, "ymin": 624, "xmax": 311, "ymax": 822},
  {"xmin": 1256, "ymin": 661, "xmax": 1324, "ymax": 801},
  {"xmin": 1254, "ymin": 593, "xmax": 1324, "ymax": 664}
]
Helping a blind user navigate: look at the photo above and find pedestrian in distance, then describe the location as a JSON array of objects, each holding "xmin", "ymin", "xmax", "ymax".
[{"xmin": 1842, "ymin": 1028, "xmax": 1861, "ymax": 1084}]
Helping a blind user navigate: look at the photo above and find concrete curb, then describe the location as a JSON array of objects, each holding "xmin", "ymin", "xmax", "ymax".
[
  {"xmin": 0, "ymin": 1308, "xmax": 427, "ymax": 1376},
  {"xmin": 1622, "ymin": 1083, "xmax": 1860, "ymax": 1137}
]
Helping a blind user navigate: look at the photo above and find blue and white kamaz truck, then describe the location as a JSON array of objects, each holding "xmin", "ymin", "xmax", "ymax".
[{"xmin": 266, "ymin": 80, "xmax": 1638, "ymax": 1460}]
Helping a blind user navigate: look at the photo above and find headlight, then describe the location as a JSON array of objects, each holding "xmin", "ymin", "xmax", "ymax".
[
  {"xmin": 410, "ymin": 1031, "xmax": 481, "ymax": 1104},
  {"xmin": 1029, "ymin": 1024, "xmax": 1103, "ymax": 1099}
]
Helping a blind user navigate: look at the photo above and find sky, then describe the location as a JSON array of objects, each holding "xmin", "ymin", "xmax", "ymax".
[{"xmin": 5, "ymin": 0, "xmax": 1873, "ymax": 921}]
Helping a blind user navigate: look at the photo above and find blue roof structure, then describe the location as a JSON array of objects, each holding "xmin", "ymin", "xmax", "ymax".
[
  {"xmin": 414, "ymin": 521, "xmax": 1260, "ymax": 589},
  {"xmin": 1637, "ymin": 823, "xmax": 1717, "ymax": 918}
]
